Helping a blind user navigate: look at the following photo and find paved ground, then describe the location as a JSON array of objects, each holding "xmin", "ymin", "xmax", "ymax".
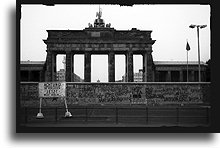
[
  {"xmin": 20, "ymin": 122, "xmax": 209, "ymax": 128},
  {"xmin": 19, "ymin": 105, "xmax": 210, "ymax": 127}
]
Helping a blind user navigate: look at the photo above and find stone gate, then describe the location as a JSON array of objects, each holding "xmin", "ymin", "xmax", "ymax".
[{"xmin": 43, "ymin": 8, "xmax": 156, "ymax": 82}]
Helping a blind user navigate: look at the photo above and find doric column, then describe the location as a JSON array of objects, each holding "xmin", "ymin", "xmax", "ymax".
[
  {"xmin": 46, "ymin": 50, "xmax": 53, "ymax": 82},
  {"xmin": 71, "ymin": 54, "xmax": 74, "ymax": 82},
  {"xmin": 143, "ymin": 51, "xmax": 154, "ymax": 82},
  {"xmin": 127, "ymin": 51, "xmax": 134, "ymax": 82},
  {"xmin": 108, "ymin": 51, "xmax": 115, "ymax": 82},
  {"xmin": 143, "ymin": 52, "xmax": 148, "ymax": 82},
  {"xmin": 179, "ymin": 70, "xmax": 183, "ymax": 82},
  {"xmin": 65, "ymin": 51, "xmax": 73, "ymax": 82},
  {"xmin": 146, "ymin": 51, "xmax": 154, "ymax": 82},
  {"xmin": 125, "ymin": 54, "xmax": 128, "ymax": 82},
  {"xmin": 84, "ymin": 52, "xmax": 91, "ymax": 82},
  {"xmin": 51, "ymin": 53, "xmax": 57, "ymax": 81}
]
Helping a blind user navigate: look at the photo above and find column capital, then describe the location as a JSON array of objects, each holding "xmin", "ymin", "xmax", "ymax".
[
  {"xmin": 109, "ymin": 50, "xmax": 115, "ymax": 53},
  {"xmin": 65, "ymin": 50, "xmax": 72, "ymax": 54},
  {"xmin": 147, "ymin": 50, "xmax": 153, "ymax": 54},
  {"xmin": 46, "ymin": 50, "xmax": 52, "ymax": 53},
  {"xmin": 141, "ymin": 50, "xmax": 152, "ymax": 56}
]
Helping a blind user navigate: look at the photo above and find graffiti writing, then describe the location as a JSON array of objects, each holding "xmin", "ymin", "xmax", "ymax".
[{"xmin": 20, "ymin": 83, "xmax": 210, "ymax": 107}]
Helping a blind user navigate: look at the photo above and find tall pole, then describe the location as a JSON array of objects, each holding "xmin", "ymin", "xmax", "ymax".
[
  {"xmin": 197, "ymin": 26, "xmax": 201, "ymax": 82},
  {"xmin": 189, "ymin": 24, "xmax": 206, "ymax": 82},
  {"xmin": 187, "ymin": 49, "xmax": 189, "ymax": 82}
]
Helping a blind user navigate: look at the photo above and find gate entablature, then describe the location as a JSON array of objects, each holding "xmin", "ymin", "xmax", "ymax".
[
  {"xmin": 44, "ymin": 29, "xmax": 155, "ymax": 44},
  {"xmin": 43, "ymin": 29, "xmax": 155, "ymax": 54}
]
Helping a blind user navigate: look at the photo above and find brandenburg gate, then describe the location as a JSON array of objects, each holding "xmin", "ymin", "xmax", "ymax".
[
  {"xmin": 20, "ymin": 8, "xmax": 210, "ymax": 128},
  {"xmin": 43, "ymin": 8, "xmax": 155, "ymax": 82}
]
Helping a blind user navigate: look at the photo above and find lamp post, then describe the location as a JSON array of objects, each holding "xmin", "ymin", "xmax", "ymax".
[{"xmin": 189, "ymin": 24, "xmax": 207, "ymax": 82}]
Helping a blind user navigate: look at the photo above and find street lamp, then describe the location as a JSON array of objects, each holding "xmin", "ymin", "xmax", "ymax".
[{"xmin": 189, "ymin": 24, "xmax": 207, "ymax": 82}]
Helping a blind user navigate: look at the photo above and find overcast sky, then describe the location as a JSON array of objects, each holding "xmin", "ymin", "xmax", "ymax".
[{"xmin": 21, "ymin": 4, "xmax": 210, "ymax": 82}]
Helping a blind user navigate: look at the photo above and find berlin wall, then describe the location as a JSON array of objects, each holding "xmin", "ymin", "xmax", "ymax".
[{"xmin": 20, "ymin": 82, "xmax": 210, "ymax": 107}]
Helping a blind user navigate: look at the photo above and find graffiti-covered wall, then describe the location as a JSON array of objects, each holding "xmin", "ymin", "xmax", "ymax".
[
  {"xmin": 20, "ymin": 82, "xmax": 39, "ymax": 106},
  {"xmin": 20, "ymin": 82, "xmax": 210, "ymax": 107}
]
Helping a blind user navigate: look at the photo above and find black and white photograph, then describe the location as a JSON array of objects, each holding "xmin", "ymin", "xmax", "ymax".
[{"xmin": 18, "ymin": 3, "xmax": 212, "ymax": 132}]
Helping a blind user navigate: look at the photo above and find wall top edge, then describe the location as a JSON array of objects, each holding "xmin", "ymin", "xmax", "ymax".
[{"xmin": 20, "ymin": 82, "xmax": 211, "ymax": 85}]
